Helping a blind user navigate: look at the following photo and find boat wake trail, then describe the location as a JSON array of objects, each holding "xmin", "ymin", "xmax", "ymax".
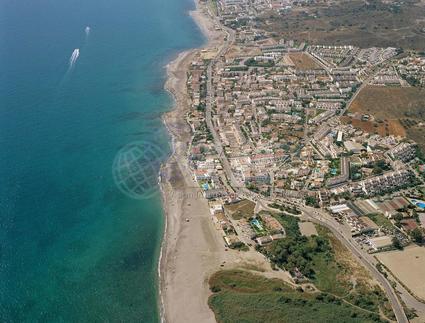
[
  {"xmin": 61, "ymin": 26, "xmax": 90, "ymax": 83},
  {"xmin": 69, "ymin": 48, "xmax": 80, "ymax": 68},
  {"xmin": 60, "ymin": 48, "xmax": 80, "ymax": 85},
  {"xmin": 85, "ymin": 26, "xmax": 91, "ymax": 38}
]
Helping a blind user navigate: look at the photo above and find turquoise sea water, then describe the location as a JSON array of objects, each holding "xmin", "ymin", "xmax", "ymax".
[{"xmin": 0, "ymin": 0, "xmax": 203, "ymax": 321}]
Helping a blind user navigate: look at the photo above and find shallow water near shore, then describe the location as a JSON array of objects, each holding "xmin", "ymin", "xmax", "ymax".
[{"xmin": 0, "ymin": 0, "xmax": 203, "ymax": 321}]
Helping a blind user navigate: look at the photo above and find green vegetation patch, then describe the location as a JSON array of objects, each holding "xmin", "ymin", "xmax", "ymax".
[
  {"xmin": 257, "ymin": 218, "xmax": 394, "ymax": 318},
  {"xmin": 345, "ymin": 282, "xmax": 391, "ymax": 314},
  {"xmin": 208, "ymin": 0, "xmax": 218, "ymax": 16},
  {"xmin": 268, "ymin": 203, "xmax": 301, "ymax": 215},
  {"xmin": 227, "ymin": 65, "xmax": 249, "ymax": 72},
  {"xmin": 309, "ymin": 250, "xmax": 350, "ymax": 296},
  {"xmin": 266, "ymin": 217, "xmax": 350, "ymax": 296},
  {"xmin": 274, "ymin": 213, "xmax": 300, "ymax": 237},
  {"xmin": 208, "ymin": 270, "xmax": 387, "ymax": 323},
  {"xmin": 244, "ymin": 57, "xmax": 275, "ymax": 68},
  {"xmin": 327, "ymin": 158, "xmax": 341, "ymax": 178},
  {"xmin": 366, "ymin": 213, "xmax": 394, "ymax": 231},
  {"xmin": 305, "ymin": 196, "xmax": 320, "ymax": 208},
  {"xmin": 250, "ymin": 217, "xmax": 268, "ymax": 236},
  {"xmin": 230, "ymin": 241, "xmax": 250, "ymax": 252}
]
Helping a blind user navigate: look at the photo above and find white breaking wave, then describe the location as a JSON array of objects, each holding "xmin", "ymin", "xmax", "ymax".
[
  {"xmin": 85, "ymin": 26, "xmax": 90, "ymax": 37},
  {"xmin": 69, "ymin": 48, "xmax": 80, "ymax": 67}
]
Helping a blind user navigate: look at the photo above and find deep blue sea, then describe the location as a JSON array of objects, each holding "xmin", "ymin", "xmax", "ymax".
[{"xmin": 0, "ymin": 0, "xmax": 203, "ymax": 321}]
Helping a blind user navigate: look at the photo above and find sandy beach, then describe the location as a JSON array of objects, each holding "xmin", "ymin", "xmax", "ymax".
[
  {"xmin": 159, "ymin": 2, "xmax": 224, "ymax": 322},
  {"xmin": 159, "ymin": 2, "xmax": 293, "ymax": 322}
]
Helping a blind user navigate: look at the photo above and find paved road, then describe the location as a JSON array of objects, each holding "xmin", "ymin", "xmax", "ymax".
[
  {"xmin": 394, "ymin": 276, "xmax": 425, "ymax": 313},
  {"xmin": 205, "ymin": 65, "xmax": 241, "ymax": 189},
  {"xmin": 301, "ymin": 206, "xmax": 408, "ymax": 323},
  {"xmin": 204, "ymin": 23, "xmax": 244, "ymax": 193}
]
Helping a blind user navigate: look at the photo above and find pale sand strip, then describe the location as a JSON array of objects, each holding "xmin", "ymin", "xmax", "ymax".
[{"xmin": 159, "ymin": 3, "xmax": 224, "ymax": 322}]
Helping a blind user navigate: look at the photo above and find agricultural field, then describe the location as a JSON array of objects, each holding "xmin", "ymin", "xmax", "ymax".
[
  {"xmin": 208, "ymin": 270, "xmax": 391, "ymax": 323},
  {"xmin": 346, "ymin": 85, "xmax": 425, "ymax": 151},
  {"xmin": 258, "ymin": 0, "xmax": 425, "ymax": 51},
  {"xmin": 377, "ymin": 245, "xmax": 425, "ymax": 300}
]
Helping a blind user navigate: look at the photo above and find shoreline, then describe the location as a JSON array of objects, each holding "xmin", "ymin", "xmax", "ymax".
[
  {"xmin": 158, "ymin": 48, "xmax": 193, "ymax": 323},
  {"xmin": 158, "ymin": 1, "xmax": 223, "ymax": 322},
  {"xmin": 157, "ymin": 2, "xmax": 315, "ymax": 322}
]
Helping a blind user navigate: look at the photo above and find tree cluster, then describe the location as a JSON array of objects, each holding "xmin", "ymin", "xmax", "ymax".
[{"xmin": 268, "ymin": 234, "xmax": 331, "ymax": 278}]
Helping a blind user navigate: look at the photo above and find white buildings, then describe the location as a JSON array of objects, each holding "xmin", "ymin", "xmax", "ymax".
[{"xmin": 389, "ymin": 142, "xmax": 417, "ymax": 162}]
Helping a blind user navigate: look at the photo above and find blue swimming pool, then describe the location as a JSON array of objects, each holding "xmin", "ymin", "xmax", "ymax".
[
  {"xmin": 417, "ymin": 202, "xmax": 425, "ymax": 209},
  {"xmin": 410, "ymin": 199, "xmax": 425, "ymax": 209},
  {"xmin": 251, "ymin": 219, "xmax": 264, "ymax": 231}
]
